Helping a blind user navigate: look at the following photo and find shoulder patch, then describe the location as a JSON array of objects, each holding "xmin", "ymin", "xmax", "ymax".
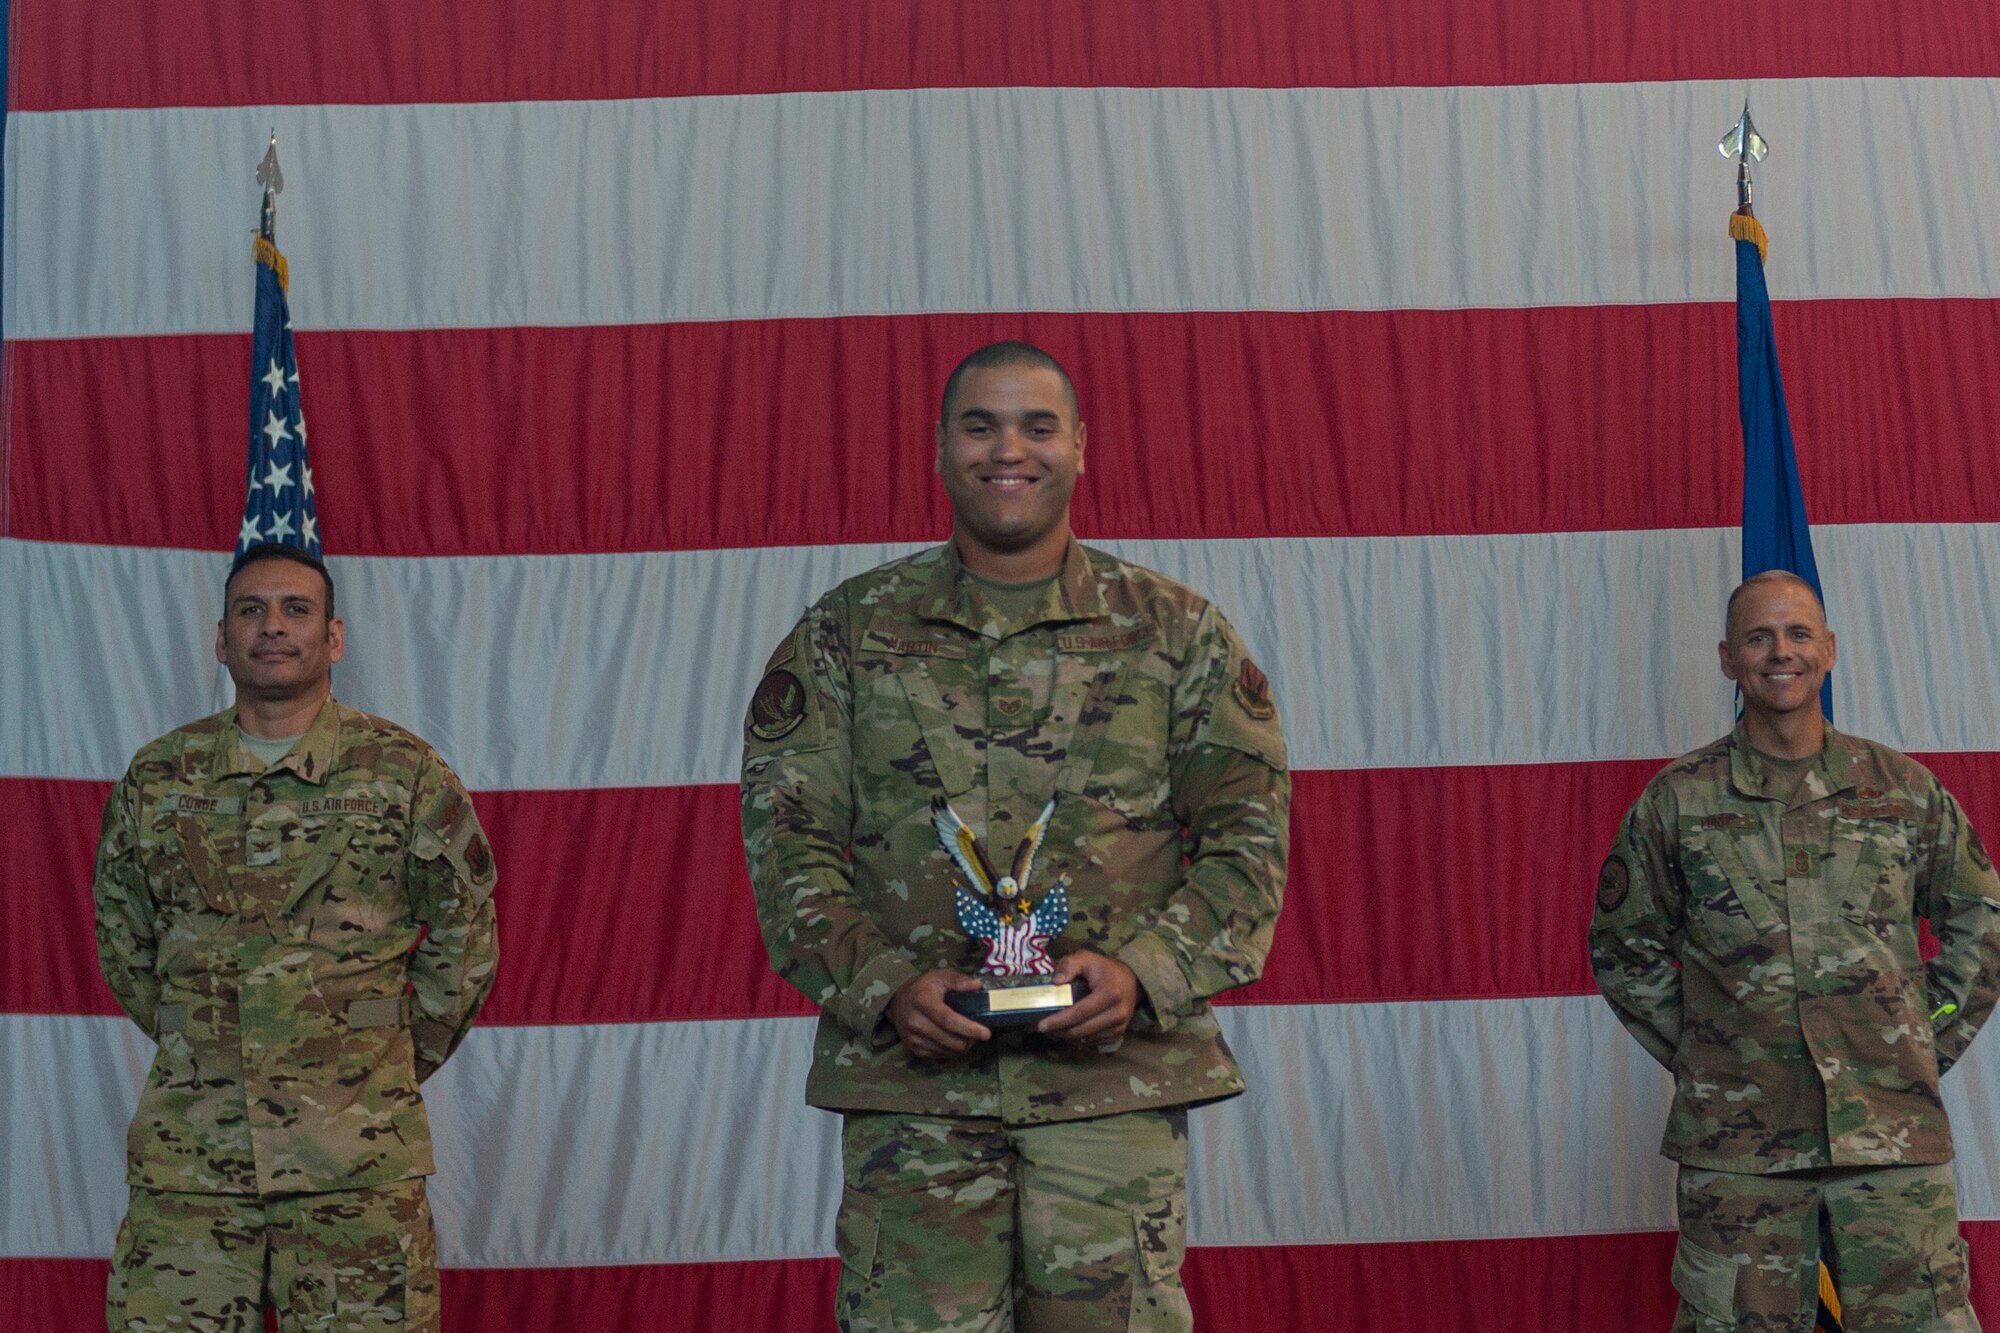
[
  {"xmin": 764, "ymin": 636, "xmax": 797, "ymax": 673},
  {"xmin": 1596, "ymin": 855, "xmax": 1630, "ymax": 913},
  {"xmin": 1231, "ymin": 658, "xmax": 1276, "ymax": 722},
  {"xmin": 1970, "ymin": 825, "xmax": 1994, "ymax": 874},
  {"xmin": 748, "ymin": 669, "xmax": 808, "ymax": 741},
  {"xmin": 464, "ymin": 831, "xmax": 494, "ymax": 881}
]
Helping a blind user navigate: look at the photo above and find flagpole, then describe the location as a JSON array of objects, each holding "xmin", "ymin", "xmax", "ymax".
[{"xmin": 217, "ymin": 131, "xmax": 320, "ymax": 711}]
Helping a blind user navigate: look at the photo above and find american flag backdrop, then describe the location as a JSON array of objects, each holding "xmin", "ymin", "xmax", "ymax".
[{"xmin": 6, "ymin": 3, "xmax": 2000, "ymax": 1329}]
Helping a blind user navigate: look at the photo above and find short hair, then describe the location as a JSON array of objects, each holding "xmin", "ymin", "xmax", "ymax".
[
  {"xmin": 1724, "ymin": 568, "xmax": 1824, "ymax": 637},
  {"xmin": 225, "ymin": 542, "xmax": 336, "ymax": 618},
  {"xmin": 938, "ymin": 341, "xmax": 1080, "ymax": 426}
]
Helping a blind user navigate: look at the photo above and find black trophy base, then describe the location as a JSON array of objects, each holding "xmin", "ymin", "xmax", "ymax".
[{"xmin": 947, "ymin": 977, "xmax": 1090, "ymax": 1029}]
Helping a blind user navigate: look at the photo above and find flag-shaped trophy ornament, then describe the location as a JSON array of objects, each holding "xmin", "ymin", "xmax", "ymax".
[
  {"xmin": 1720, "ymin": 107, "xmax": 1843, "ymax": 1333},
  {"xmin": 931, "ymin": 796, "xmax": 1081, "ymax": 1026},
  {"xmin": 239, "ymin": 131, "xmax": 319, "ymax": 558}
]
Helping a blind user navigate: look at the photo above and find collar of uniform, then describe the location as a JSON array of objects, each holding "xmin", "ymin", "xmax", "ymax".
[
  {"xmin": 921, "ymin": 539, "xmax": 1108, "ymax": 637},
  {"xmin": 222, "ymin": 695, "xmax": 342, "ymax": 786},
  {"xmin": 1726, "ymin": 722, "xmax": 1859, "ymax": 803},
  {"xmin": 192, "ymin": 708, "xmax": 259, "ymax": 781}
]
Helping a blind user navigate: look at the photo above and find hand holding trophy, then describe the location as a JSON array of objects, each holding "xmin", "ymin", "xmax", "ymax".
[{"xmin": 931, "ymin": 795, "xmax": 1086, "ymax": 1028}]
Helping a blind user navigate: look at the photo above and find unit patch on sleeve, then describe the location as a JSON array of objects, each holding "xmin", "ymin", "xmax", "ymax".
[
  {"xmin": 1596, "ymin": 855, "xmax": 1630, "ymax": 913},
  {"xmin": 748, "ymin": 669, "xmax": 808, "ymax": 741},
  {"xmin": 465, "ymin": 832, "xmax": 494, "ymax": 880},
  {"xmin": 1231, "ymin": 658, "xmax": 1276, "ymax": 721}
]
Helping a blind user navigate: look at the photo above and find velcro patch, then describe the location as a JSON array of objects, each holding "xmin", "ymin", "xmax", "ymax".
[
  {"xmin": 1839, "ymin": 799, "xmax": 1915, "ymax": 821},
  {"xmin": 1596, "ymin": 856, "xmax": 1630, "ymax": 913},
  {"xmin": 748, "ymin": 669, "xmax": 808, "ymax": 741},
  {"xmin": 1231, "ymin": 658, "xmax": 1276, "ymax": 721},
  {"xmin": 1702, "ymin": 813, "xmax": 1758, "ymax": 830},
  {"xmin": 861, "ymin": 630, "xmax": 964, "ymax": 658},
  {"xmin": 1970, "ymin": 826, "xmax": 1994, "ymax": 874},
  {"xmin": 1055, "ymin": 627, "xmax": 1151, "ymax": 653},
  {"xmin": 297, "ymin": 795, "xmax": 388, "ymax": 819},
  {"xmin": 465, "ymin": 832, "xmax": 494, "ymax": 881},
  {"xmin": 156, "ymin": 793, "xmax": 244, "ymax": 817}
]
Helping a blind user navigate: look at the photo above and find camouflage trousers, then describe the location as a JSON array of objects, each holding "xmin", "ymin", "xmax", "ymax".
[
  {"xmin": 835, "ymin": 1107, "xmax": 1191, "ymax": 1333},
  {"xmin": 106, "ymin": 1178, "xmax": 439, "ymax": 1331},
  {"xmin": 1672, "ymin": 1163, "xmax": 1980, "ymax": 1332}
]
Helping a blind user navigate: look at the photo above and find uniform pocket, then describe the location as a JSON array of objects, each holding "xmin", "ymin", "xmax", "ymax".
[
  {"xmin": 1132, "ymin": 1191, "xmax": 1187, "ymax": 1285},
  {"xmin": 1670, "ymin": 1233, "xmax": 1741, "ymax": 1323},
  {"xmin": 104, "ymin": 1208, "xmax": 140, "ymax": 1325},
  {"xmin": 1931, "ymin": 1232, "xmax": 1973, "ymax": 1316},
  {"xmin": 1675, "ymin": 819, "xmax": 1783, "ymax": 948},
  {"xmin": 835, "ymin": 1186, "xmax": 882, "ymax": 1281}
]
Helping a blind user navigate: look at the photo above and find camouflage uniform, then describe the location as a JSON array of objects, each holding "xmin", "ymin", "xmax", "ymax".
[
  {"xmin": 1590, "ymin": 726, "xmax": 2000, "ymax": 1330},
  {"xmin": 741, "ymin": 541, "xmax": 1289, "ymax": 1331},
  {"xmin": 94, "ymin": 698, "xmax": 499, "ymax": 1330}
]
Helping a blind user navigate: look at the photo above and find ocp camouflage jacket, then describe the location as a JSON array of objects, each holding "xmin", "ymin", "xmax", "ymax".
[
  {"xmin": 1590, "ymin": 726, "xmax": 2000, "ymax": 1172},
  {"xmin": 741, "ymin": 541, "xmax": 1290, "ymax": 1124},
  {"xmin": 93, "ymin": 698, "xmax": 499, "ymax": 1196}
]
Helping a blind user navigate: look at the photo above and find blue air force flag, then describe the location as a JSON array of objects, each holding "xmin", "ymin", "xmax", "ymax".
[{"xmin": 1733, "ymin": 211, "xmax": 1831, "ymax": 719}]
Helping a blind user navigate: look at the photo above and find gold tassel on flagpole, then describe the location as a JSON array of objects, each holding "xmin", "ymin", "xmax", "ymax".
[
  {"xmin": 253, "ymin": 235, "xmax": 290, "ymax": 292},
  {"xmin": 1729, "ymin": 209, "xmax": 1768, "ymax": 266}
]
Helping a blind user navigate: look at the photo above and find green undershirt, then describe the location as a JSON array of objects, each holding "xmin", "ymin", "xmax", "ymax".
[
  {"xmin": 968, "ymin": 570, "xmax": 1060, "ymax": 632},
  {"xmin": 1751, "ymin": 745, "xmax": 1822, "ymax": 804},
  {"xmin": 240, "ymin": 730, "xmax": 305, "ymax": 767}
]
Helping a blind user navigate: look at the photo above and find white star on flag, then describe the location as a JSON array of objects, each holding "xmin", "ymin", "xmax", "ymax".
[{"xmin": 238, "ymin": 234, "xmax": 321, "ymax": 559}]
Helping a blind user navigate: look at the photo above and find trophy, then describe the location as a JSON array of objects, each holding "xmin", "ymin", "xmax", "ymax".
[{"xmin": 931, "ymin": 795, "xmax": 1083, "ymax": 1028}]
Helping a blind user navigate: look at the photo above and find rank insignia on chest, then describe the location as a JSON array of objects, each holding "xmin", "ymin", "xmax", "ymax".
[{"xmin": 1789, "ymin": 847, "xmax": 1815, "ymax": 877}]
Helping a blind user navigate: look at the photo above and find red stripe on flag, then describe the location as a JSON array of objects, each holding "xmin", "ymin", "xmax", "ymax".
[
  {"xmin": 11, "ymin": 1227, "xmax": 2000, "ymax": 1330},
  {"xmin": 19, "ymin": 756, "xmax": 2000, "ymax": 1022},
  {"xmin": 0, "ymin": 779, "xmax": 122, "ymax": 1016},
  {"xmin": 11, "ymin": 0, "xmax": 2000, "ymax": 111},
  {"xmin": 15, "ymin": 301, "xmax": 2000, "ymax": 555}
]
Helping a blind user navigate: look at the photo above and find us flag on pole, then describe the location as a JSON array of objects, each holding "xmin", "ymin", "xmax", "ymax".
[{"xmin": 237, "ymin": 231, "xmax": 318, "ymax": 557}]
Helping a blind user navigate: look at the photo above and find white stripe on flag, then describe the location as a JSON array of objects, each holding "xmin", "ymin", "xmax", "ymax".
[
  {"xmin": 9, "ymin": 526, "xmax": 2000, "ymax": 788},
  {"xmin": 9, "ymin": 77, "xmax": 2000, "ymax": 339},
  {"xmin": 7, "ymin": 1003, "xmax": 1996, "ymax": 1266}
]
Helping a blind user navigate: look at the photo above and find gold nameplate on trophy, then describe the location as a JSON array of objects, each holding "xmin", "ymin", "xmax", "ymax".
[{"xmin": 984, "ymin": 983, "xmax": 1076, "ymax": 1015}]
